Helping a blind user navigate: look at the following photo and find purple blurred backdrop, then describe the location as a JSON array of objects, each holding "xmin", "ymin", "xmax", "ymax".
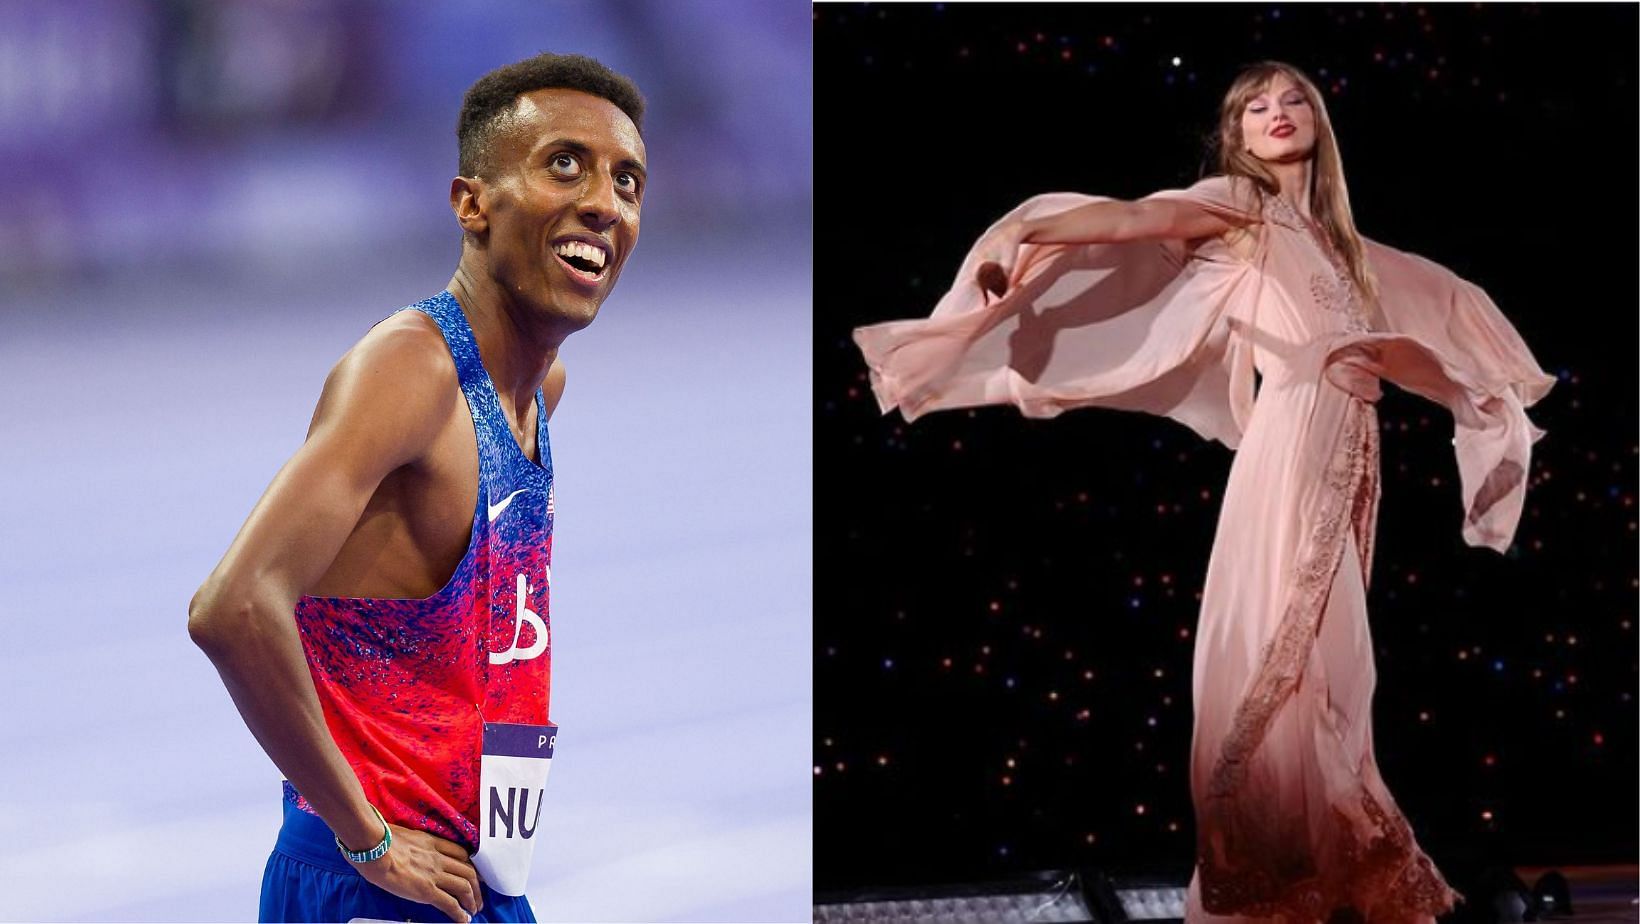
[{"xmin": 0, "ymin": 2, "xmax": 811, "ymax": 921}]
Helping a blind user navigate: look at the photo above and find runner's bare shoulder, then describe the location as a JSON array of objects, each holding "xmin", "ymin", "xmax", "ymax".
[{"xmin": 306, "ymin": 308, "xmax": 460, "ymax": 463}]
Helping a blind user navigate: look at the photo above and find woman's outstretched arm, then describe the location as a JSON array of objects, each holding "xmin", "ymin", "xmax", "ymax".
[
  {"xmin": 1024, "ymin": 198, "xmax": 1236, "ymax": 244},
  {"xmin": 978, "ymin": 199, "xmax": 1239, "ymax": 296}
]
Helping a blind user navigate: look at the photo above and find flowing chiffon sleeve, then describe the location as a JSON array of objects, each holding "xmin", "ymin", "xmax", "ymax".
[
  {"xmin": 1364, "ymin": 240, "xmax": 1556, "ymax": 406},
  {"xmin": 853, "ymin": 176, "xmax": 1265, "ymax": 449},
  {"xmin": 1352, "ymin": 239, "xmax": 1557, "ymax": 551}
]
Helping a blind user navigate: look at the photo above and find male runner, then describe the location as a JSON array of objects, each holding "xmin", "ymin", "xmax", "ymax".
[{"xmin": 188, "ymin": 53, "xmax": 645, "ymax": 923}]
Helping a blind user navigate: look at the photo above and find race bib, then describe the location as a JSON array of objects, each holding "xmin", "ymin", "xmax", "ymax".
[{"xmin": 471, "ymin": 722, "xmax": 557, "ymax": 896}]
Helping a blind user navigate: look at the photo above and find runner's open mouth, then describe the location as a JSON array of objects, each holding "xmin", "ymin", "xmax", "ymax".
[{"xmin": 551, "ymin": 240, "xmax": 609, "ymax": 278}]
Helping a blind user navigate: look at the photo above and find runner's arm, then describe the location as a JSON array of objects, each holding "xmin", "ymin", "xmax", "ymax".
[{"xmin": 188, "ymin": 320, "xmax": 454, "ymax": 851}]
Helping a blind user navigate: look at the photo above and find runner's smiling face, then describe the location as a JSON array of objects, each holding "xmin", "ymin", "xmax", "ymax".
[{"xmin": 478, "ymin": 88, "xmax": 645, "ymax": 332}]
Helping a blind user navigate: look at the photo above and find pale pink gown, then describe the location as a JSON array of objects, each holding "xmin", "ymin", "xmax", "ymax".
[{"xmin": 853, "ymin": 176, "xmax": 1554, "ymax": 923}]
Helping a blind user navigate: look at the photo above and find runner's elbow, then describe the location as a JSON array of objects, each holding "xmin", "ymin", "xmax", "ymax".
[
  {"xmin": 188, "ymin": 580, "xmax": 272, "ymax": 655},
  {"xmin": 188, "ymin": 583, "xmax": 233, "ymax": 653}
]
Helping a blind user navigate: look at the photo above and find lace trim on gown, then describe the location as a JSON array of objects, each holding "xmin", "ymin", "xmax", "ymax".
[
  {"xmin": 1204, "ymin": 400, "xmax": 1375, "ymax": 804},
  {"xmin": 1266, "ymin": 194, "xmax": 1375, "ymax": 334},
  {"xmin": 1197, "ymin": 399, "xmax": 1461, "ymax": 918},
  {"xmin": 1198, "ymin": 787, "xmax": 1462, "ymax": 919},
  {"xmin": 1337, "ymin": 789, "xmax": 1463, "ymax": 919}
]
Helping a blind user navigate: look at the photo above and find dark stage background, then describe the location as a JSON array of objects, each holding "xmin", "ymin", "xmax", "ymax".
[{"xmin": 815, "ymin": 2, "xmax": 1639, "ymax": 892}]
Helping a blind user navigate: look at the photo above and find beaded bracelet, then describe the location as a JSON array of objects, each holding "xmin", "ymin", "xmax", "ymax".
[{"xmin": 335, "ymin": 804, "xmax": 393, "ymax": 864}]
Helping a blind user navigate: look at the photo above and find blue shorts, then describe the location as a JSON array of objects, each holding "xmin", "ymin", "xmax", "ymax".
[{"xmin": 260, "ymin": 797, "xmax": 536, "ymax": 923}]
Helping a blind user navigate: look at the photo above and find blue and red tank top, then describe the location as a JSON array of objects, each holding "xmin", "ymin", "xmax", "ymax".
[{"xmin": 286, "ymin": 291, "xmax": 555, "ymax": 851}]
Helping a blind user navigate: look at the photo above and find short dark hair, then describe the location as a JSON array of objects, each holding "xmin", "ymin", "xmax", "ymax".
[{"xmin": 457, "ymin": 52, "xmax": 645, "ymax": 178}]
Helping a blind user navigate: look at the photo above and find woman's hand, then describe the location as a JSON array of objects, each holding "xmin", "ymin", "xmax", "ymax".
[
  {"xmin": 973, "ymin": 217, "xmax": 1030, "ymax": 299},
  {"xmin": 353, "ymin": 824, "xmax": 484, "ymax": 922},
  {"xmin": 976, "ymin": 261, "xmax": 1010, "ymax": 299}
]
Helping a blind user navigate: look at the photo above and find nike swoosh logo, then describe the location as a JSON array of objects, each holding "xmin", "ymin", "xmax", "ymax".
[{"xmin": 487, "ymin": 488, "xmax": 528, "ymax": 523}]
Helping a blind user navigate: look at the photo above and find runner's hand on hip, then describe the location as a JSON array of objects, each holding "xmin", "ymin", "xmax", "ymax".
[{"xmin": 353, "ymin": 824, "xmax": 484, "ymax": 922}]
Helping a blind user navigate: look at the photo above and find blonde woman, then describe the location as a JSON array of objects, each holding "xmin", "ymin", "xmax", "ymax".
[{"xmin": 855, "ymin": 61, "xmax": 1554, "ymax": 923}]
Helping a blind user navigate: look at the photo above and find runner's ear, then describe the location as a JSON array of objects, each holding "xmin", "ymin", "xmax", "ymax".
[{"xmin": 451, "ymin": 176, "xmax": 489, "ymax": 236}]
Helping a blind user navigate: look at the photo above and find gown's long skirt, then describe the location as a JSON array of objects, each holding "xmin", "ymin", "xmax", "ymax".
[{"xmin": 1184, "ymin": 363, "xmax": 1461, "ymax": 923}]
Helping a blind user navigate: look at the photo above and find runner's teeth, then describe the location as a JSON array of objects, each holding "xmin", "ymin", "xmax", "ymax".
[{"xmin": 552, "ymin": 241, "xmax": 606, "ymax": 269}]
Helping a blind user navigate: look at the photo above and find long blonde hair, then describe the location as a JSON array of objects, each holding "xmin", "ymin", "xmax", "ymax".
[{"xmin": 1216, "ymin": 61, "xmax": 1377, "ymax": 301}]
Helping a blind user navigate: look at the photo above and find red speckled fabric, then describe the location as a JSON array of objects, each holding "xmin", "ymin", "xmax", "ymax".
[{"xmin": 286, "ymin": 292, "xmax": 555, "ymax": 852}]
